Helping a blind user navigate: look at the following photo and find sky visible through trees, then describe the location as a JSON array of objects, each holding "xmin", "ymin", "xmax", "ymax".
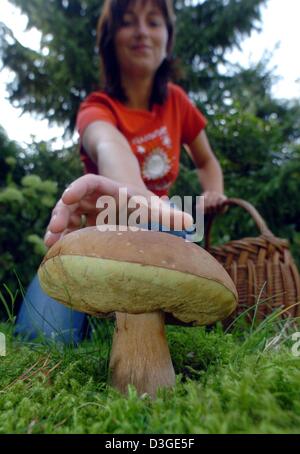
[{"xmin": 0, "ymin": 0, "xmax": 299, "ymax": 146}]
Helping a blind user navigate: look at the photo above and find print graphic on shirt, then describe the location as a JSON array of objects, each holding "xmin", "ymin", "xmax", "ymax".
[
  {"xmin": 132, "ymin": 126, "xmax": 172, "ymax": 150},
  {"xmin": 137, "ymin": 145, "xmax": 146, "ymax": 154},
  {"xmin": 142, "ymin": 148, "xmax": 171, "ymax": 180},
  {"xmin": 131, "ymin": 126, "xmax": 174, "ymax": 190}
]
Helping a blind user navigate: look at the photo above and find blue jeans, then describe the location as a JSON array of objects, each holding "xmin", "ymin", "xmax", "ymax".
[
  {"xmin": 14, "ymin": 225, "xmax": 190, "ymax": 344},
  {"xmin": 14, "ymin": 275, "xmax": 91, "ymax": 344}
]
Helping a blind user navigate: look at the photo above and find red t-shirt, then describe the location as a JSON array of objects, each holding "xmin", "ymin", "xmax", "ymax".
[{"xmin": 76, "ymin": 82, "xmax": 207, "ymax": 197}]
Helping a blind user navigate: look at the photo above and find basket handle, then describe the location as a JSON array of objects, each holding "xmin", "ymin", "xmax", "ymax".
[{"xmin": 204, "ymin": 197, "xmax": 274, "ymax": 250}]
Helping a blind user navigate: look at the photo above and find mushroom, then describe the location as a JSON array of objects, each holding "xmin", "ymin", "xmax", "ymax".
[{"xmin": 38, "ymin": 226, "xmax": 237, "ymax": 397}]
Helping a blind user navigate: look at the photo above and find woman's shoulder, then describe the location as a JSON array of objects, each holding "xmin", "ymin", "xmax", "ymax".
[
  {"xmin": 167, "ymin": 82, "xmax": 190, "ymax": 102},
  {"xmin": 80, "ymin": 90, "xmax": 115, "ymax": 107}
]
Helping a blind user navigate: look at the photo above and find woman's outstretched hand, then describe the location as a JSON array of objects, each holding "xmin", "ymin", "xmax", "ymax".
[{"xmin": 44, "ymin": 174, "xmax": 194, "ymax": 248}]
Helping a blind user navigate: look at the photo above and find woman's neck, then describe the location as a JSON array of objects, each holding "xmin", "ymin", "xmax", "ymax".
[{"xmin": 121, "ymin": 75, "xmax": 154, "ymax": 111}]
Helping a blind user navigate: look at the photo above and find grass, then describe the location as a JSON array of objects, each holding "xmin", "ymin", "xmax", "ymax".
[{"xmin": 0, "ymin": 294, "xmax": 300, "ymax": 434}]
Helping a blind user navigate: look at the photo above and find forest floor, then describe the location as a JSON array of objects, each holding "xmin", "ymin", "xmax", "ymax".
[{"xmin": 0, "ymin": 307, "xmax": 300, "ymax": 434}]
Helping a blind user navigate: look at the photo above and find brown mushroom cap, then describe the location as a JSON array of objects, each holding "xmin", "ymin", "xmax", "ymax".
[{"xmin": 38, "ymin": 227, "xmax": 238, "ymax": 326}]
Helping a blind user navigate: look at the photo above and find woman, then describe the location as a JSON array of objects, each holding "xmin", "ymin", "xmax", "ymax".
[
  {"xmin": 77, "ymin": 0, "xmax": 225, "ymax": 210},
  {"xmin": 15, "ymin": 0, "xmax": 226, "ymax": 343}
]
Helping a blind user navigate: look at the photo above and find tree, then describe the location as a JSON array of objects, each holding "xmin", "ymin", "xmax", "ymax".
[
  {"xmin": 22, "ymin": 140, "xmax": 83, "ymax": 195},
  {"xmin": 0, "ymin": 125, "xmax": 26, "ymax": 187},
  {"xmin": 0, "ymin": 126, "xmax": 83, "ymax": 317},
  {"xmin": 0, "ymin": 0, "xmax": 299, "ymax": 310},
  {"xmin": 0, "ymin": 0, "xmax": 267, "ymax": 133}
]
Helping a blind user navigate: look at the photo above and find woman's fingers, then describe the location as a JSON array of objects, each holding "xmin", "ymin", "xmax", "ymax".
[
  {"xmin": 148, "ymin": 199, "xmax": 194, "ymax": 231},
  {"xmin": 202, "ymin": 191, "xmax": 227, "ymax": 215},
  {"xmin": 44, "ymin": 230, "xmax": 63, "ymax": 248},
  {"xmin": 45, "ymin": 174, "xmax": 195, "ymax": 249},
  {"xmin": 44, "ymin": 227, "xmax": 80, "ymax": 248},
  {"xmin": 48, "ymin": 200, "xmax": 75, "ymax": 233},
  {"xmin": 62, "ymin": 174, "xmax": 194, "ymax": 229},
  {"xmin": 62, "ymin": 174, "xmax": 124, "ymax": 205}
]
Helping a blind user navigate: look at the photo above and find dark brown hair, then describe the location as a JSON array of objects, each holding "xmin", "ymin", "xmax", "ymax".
[{"xmin": 96, "ymin": 0, "xmax": 178, "ymax": 108}]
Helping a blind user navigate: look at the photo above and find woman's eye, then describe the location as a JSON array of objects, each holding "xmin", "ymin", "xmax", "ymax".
[
  {"xmin": 121, "ymin": 20, "xmax": 133, "ymax": 26},
  {"xmin": 121, "ymin": 15, "xmax": 133, "ymax": 26},
  {"xmin": 120, "ymin": 16, "xmax": 163, "ymax": 27},
  {"xmin": 149, "ymin": 21, "xmax": 160, "ymax": 26}
]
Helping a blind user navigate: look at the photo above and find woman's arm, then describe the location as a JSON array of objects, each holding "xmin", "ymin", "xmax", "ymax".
[
  {"xmin": 186, "ymin": 130, "xmax": 226, "ymax": 214},
  {"xmin": 82, "ymin": 120, "xmax": 148, "ymax": 192}
]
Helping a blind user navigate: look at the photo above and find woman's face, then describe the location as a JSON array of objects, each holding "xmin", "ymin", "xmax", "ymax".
[{"xmin": 114, "ymin": 0, "xmax": 169, "ymax": 79}]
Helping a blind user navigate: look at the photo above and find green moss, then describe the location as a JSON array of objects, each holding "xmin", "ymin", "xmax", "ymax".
[{"xmin": 0, "ymin": 317, "xmax": 300, "ymax": 434}]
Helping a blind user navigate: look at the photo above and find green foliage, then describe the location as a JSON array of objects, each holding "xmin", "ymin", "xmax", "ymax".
[
  {"xmin": 0, "ymin": 0, "xmax": 103, "ymax": 133},
  {"xmin": 0, "ymin": 0, "xmax": 299, "ymax": 312},
  {"xmin": 0, "ymin": 314, "xmax": 300, "ymax": 434},
  {"xmin": 175, "ymin": 0, "xmax": 265, "ymax": 95},
  {"xmin": 0, "ymin": 3, "xmax": 298, "ymax": 434},
  {"xmin": 171, "ymin": 96, "xmax": 300, "ymax": 264},
  {"xmin": 0, "ymin": 0, "xmax": 266, "ymax": 133},
  {"xmin": 0, "ymin": 127, "xmax": 83, "ymax": 317},
  {"xmin": 0, "ymin": 126, "xmax": 26, "ymax": 187},
  {"xmin": 206, "ymin": 104, "xmax": 300, "ymax": 258},
  {"xmin": 21, "ymin": 140, "xmax": 83, "ymax": 196},
  {"xmin": 0, "ymin": 171, "xmax": 57, "ymax": 307}
]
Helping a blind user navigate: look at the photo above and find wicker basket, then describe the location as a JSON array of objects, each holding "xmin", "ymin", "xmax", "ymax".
[{"xmin": 205, "ymin": 198, "xmax": 300, "ymax": 324}]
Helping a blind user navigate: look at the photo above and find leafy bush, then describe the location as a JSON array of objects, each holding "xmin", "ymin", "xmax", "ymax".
[
  {"xmin": 0, "ymin": 172, "xmax": 57, "ymax": 315},
  {"xmin": 171, "ymin": 106, "xmax": 300, "ymax": 267},
  {"xmin": 0, "ymin": 128, "xmax": 82, "ymax": 319}
]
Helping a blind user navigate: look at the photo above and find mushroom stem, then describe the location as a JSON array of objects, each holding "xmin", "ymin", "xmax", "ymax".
[{"xmin": 109, "ymin": 311, "xmax": 175, "ymax": 398}]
